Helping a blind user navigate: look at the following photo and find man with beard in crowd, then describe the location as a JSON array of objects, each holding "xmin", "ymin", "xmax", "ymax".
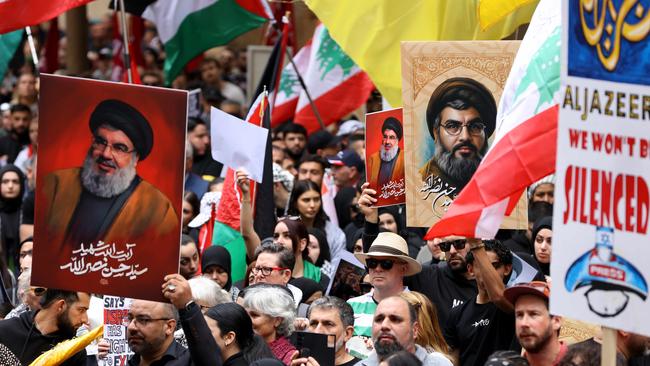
[
  {"xmin": 367, "ymin": 117, "xmax": 404, "ymax": 191},
  {"xmin": 354, "ymin": 296, "xmax": 451, "ymax": 365},
  {"xmin": 40, "ymin": 99, "xmax": 179, "ymax": 250},
  {"xmin": 0, "ymin": 103, "xmax": 32, "ymax": 164},
  {"xmin": 504, "ymin": 281, "xmax": 566, "ymax": 366},
  {"xmin": 187, "ymin": 117, "xmax": 223, "ymax": 179},
  {"xmin": 0, "ymin": 289, "xmax": 90, "ymax": 365},
  {"xmin": 419, "ymin": 78, "xmax": 496, "ymax": 215},
  {"xmin": 283, "ymin": 123, "xmax": 309, "ymax": 163}
]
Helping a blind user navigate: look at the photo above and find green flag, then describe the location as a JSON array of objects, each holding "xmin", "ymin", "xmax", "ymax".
[{"xmin": 0, "ymin": 30, "xmax": 24, "ymax": 79}]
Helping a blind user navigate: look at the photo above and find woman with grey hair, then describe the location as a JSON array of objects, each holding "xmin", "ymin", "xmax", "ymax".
[{"xmin": 243, "ymin": 284, "xmax": 296, "ymax": 365}]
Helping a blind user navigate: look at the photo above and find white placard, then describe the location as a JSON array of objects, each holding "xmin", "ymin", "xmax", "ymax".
[
  {"xmin": 210, "ymin": 106, "xmax": 269, "ymax": 183},
  {"xmin": 551, "ymin": 1, "xmax": 650, "ymax": 336},
  {"xmin": 100, "ymin": 296, "xmax": 133, "ymax": 366}
]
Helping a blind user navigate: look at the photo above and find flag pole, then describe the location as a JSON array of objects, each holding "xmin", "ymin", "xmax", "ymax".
[
  {"xmin": 24, "ymin": 27, "xmax": 40, "ymax": 75},
  {"xmin": 284, "ymin": 47, "xmax": 325, "ymax": 131},
  {"xmin": 117, "ymin": 0, "xmax": 133, "ymax": 83}
]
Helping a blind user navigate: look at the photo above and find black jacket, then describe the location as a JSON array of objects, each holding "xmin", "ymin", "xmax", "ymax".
[
  {"xmin": 0, "ymin": 310, "xmax": 86, "ymax": 365},
  {"xmin": 179, "ymin": 302, "xmax": 223, "ymax": 366}
]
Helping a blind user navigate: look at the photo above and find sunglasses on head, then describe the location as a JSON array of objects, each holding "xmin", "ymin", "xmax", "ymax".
[
  {"xmin": 438, "ymin": 239, "xmax": 467, "ymax": 252},
  {"xmin": 366, "ymin": 258, "xmax": 397, "ymax": 270}
]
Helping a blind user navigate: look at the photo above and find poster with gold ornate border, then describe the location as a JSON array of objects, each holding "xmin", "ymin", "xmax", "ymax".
[{"xmin": 402, "ymin": 41, "xmax": 528, "ymax": 229}]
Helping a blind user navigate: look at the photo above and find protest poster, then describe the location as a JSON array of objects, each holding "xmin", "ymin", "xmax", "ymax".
[
  {"xmin": 550, "ymin": 1, "xmax": 650, "ymax": 336},
  {"xmin": 33, "ymin": 74, "xmax": 187, "ymax": 302},
  {"xmin": 325, "ymin": 251, "xmax": 366, "ymax": 301},
  {"xmin": 401, "ymin": 41, "xmax": 528, "ymax": 229},
  {"xmin": 365, "ymin": 108, "xmax": 406, "ymax": 207},
  {"xmin": 101, "ymin": 296, "xmax": 133, "ymax": 366},
  {"xmin": 187, "ymin": 88, "xmax": 202, "ymax": 119}
]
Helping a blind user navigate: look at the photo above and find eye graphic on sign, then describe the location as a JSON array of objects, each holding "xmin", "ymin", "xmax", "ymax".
[{"xmin": 565, "ymin": 227, "xmax": 648, "ymax": 317}]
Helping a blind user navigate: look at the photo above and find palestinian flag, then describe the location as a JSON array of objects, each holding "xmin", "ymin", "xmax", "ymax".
[
  {"xmin": 426, "ymin": 0, "xmax": 560, "ymax": 239},
  {"xmin": 294, "ymin": 24, "xmax": 374, "ymax": 133},
  {"xmin": 271, "ymin": 40, "xmax": 311, "ymax": 127},
  {"xmin": 0, "ymin": 0, "xmax": 94, "ymax": 34},
  {"xmin": 0, "ymin": 30, "xmax": 23, "ymax": 79},
  {"xmin": 119, "ymin": 0, "xmax": 272, "ymax": 83}
]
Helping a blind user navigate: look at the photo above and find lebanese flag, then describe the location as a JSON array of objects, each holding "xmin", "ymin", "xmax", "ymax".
[
  {"xmin": 0, "ymin": 0, "xmax": 94, "ymax": 34},
  {"xmin": 426, "ymin": 0, "xmax": 560, "ymax": 239},
  {"xmin": 294, "ymin": 24, "xmax": 374, "ymax": 133},
  {"xmin": 271, "ymin": 40, "xmax": 312, "ymax": 127}
]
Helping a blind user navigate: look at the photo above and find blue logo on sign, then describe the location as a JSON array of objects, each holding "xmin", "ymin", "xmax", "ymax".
[{"xmin": 568, "ymin": 0, "xmax": 650, "ymax": 84}]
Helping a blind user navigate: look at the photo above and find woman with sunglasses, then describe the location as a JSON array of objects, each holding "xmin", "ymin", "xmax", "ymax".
[{"xmin": 286, "ymin": 179, "xmax": 346, "ymax": 265}]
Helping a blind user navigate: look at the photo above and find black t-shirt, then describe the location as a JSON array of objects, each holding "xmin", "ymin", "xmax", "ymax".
[
  {"xmin": 192, "ymin": 153, "xmax": 223, "ymax": 178},
  {"xmin": 406, "ymin": 261, "xmax": 477, "ymax": 326},
  {"xmin": 443, "ymin": 299, "xmax": 517, "ymax": 366}
]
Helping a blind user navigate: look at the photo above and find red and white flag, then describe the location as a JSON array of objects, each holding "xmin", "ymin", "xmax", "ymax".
[
  {"xmin": 426, "ymin": 0, "xmax": 560, "ymax": 239},
  {"xmin": 294, "ymin": 24, "xmax": 374, "ymax": 133},
  {"xmin": 0, "ymin": 0, "xmax": 94, "ymax": 34},
  {"xmin": 271, "ymin": 40, "xmax": 312, "ymax": 127}
]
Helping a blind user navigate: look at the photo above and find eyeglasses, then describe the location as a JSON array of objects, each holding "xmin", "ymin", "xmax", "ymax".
[
  {"xmin": 251, "ymin": 266, "xmax": 288, "ymax": 276},
  {"xmin": 441, "ymin": 121, "xmax": 486, "ymax": 136},
  {"xmin": 30, "ymin": 287, "xmax": 46, "ymax": 296},
  {"xmin": 438, "ymin": 239, "xmax": 467, "ymax": 252},
  {"xmin": 92, "ymin": 136, "xmax": 135, "ymax": 157},
  {"xmin": 125, "ymin": 315, "xmax": 171, "ymax": 327},
  {"xmin": 366, "ymin": 258, "xmax": 397, "ymax": 270}
]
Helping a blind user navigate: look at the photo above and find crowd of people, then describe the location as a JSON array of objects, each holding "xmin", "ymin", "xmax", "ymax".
[{"xmin": 0, "ymin": 14, "xmax": 648, "ymax": 366}]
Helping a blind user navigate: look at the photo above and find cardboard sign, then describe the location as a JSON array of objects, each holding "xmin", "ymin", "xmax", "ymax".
[
  {"xmin": 33, "ymin": 74, "xmax": 186, "ymax": 302},
  {"xmin": 101, "ymin": 296, "xmax": 133, "ymax": 366},
  {"xmin": 551, "ymin": 1, "xmax": 650, "ymax": 336},
  {"xmin": 401, "ymin": 41, "xmax": 528, "ymax": 229},
  {"xmin": 365, "ymin": 108, "xmax": 406, "ymax": 207}
]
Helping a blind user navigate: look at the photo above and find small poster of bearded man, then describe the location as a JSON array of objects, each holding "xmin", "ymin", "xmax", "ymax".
[
  {"xmin": 401, "ymin": 41, "xmax": 528, "ymax": 229},
  {"xmin": 365, "ymin": 108, "xmax": 406, "ymax": 207},
  {"xmin": 32, "ymin": 74, "xmax": 187, "ymax": 302}
]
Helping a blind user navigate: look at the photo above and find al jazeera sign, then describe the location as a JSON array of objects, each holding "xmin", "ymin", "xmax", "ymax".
[{"xmin": 551, "ymin": 0, "xmax": 650, "ymax": 336}]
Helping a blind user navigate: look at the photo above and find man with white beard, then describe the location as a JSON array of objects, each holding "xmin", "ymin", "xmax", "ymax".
[
  {"xmin": 367, "ymin": 117, "xmax": 404, "ymax": 191},
  {"xmin": 41, "ymin": 99, "xmax": 178, "ymax": 250}
]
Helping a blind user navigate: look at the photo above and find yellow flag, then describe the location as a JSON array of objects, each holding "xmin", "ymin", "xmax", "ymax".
[
  {"xmin": 304, "ymin": 0, "xmax": 538, "ymax": 106},
  {"xmin": 30, "ymin": 325, "xmax": 104, "ymax": 366},
  {"xmin": 479, "ymin": 0, "xmax": 540, "ymax": 30}
]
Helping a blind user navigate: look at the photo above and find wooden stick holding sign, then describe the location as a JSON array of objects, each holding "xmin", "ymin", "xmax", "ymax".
[{"xmin": 601, "ymin": 327, "xmax": 617, "ymax": 366}]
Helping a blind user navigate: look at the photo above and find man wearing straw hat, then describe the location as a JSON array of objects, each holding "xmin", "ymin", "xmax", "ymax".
[{"xmin": 347, "ymin": 232, "xmax": 422, "ymax": 341}]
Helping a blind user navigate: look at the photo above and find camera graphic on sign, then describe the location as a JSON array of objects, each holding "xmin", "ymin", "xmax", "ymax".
[{"xmin": 565, "ymin": 227, "xmax": 648, "ymax": 317}]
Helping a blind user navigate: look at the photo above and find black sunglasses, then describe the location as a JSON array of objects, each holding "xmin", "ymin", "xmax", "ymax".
[
  {"xmin": 438, "ymin": 239, "xmax": 467, "ymax": 252},
  {"xmin": 366, "ymin": 258, "xmax": 396, "ymax": 270}
]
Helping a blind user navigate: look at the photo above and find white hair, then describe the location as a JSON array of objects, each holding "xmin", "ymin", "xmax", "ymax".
[
  {"xmin": 243, "ymin": 285, "xmax": 296, "ymax": 337},
  {"xmin": 190, "ymin": 276, "xmax": 231, "ymax": 307}
]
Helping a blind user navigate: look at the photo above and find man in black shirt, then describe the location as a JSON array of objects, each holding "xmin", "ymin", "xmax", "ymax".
[
  {"xmin": 0, "ymin": 289, "xmax": 89, "ymax": 365},
  {"xmin": 406, "ymin": 237, "xmax": 477, "ymax": 326},
  {"xmin": 0, "ymin": 103, "xmax": 31, "ymax": 164},
  {"xmin": 443, "ymin": 239, "xmax": 516, "ymax": 366},
  {"xmin": 187, "ymin": 117, "xmax": 223, "ymax": 179},
  {"xmin": 127, "ymin": 299, "xmax": 191, "ymax": 366}
]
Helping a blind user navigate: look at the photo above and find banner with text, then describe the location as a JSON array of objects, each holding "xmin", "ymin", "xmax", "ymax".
[
  {"xmin": 101, "ymin": 296, "xmax": 133, "ymax": 366},
  {"xmin": 551, "ymin": 0, "xmax": 650, "ymax": 336}
]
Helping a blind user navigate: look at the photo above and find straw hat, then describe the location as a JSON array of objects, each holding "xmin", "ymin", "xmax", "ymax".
[{"xmin": 355, "ymin": 232, "xmax": 422, "ymax": 276}]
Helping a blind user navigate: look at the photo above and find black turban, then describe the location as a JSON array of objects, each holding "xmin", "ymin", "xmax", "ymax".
[
  {"xmin": 382, "ymin": 117, "xmax": 403, "ymax": 140},
  {"xmin": 425, "ymin": 77, "xmax": 497, "ymax": 140},
  {"xmin": 89, "ymin": 99, "xmax": 154, "ymax": 161}
]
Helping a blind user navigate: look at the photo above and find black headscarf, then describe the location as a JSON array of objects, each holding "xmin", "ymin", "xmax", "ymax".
[
  {"xmin": 531, "ymin": 216, "xmax": 553, "ymax": 276},
  {"xmin": 0, "ymin": 164, "xmax": 25, "ymax": 268},
  {"xmin": 334, "ymin": 186, "xmax": 357, "ymax": 229},
  {"xmin": 201, "ymin": 245, "xmax": 232, "ymax": 291}
]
